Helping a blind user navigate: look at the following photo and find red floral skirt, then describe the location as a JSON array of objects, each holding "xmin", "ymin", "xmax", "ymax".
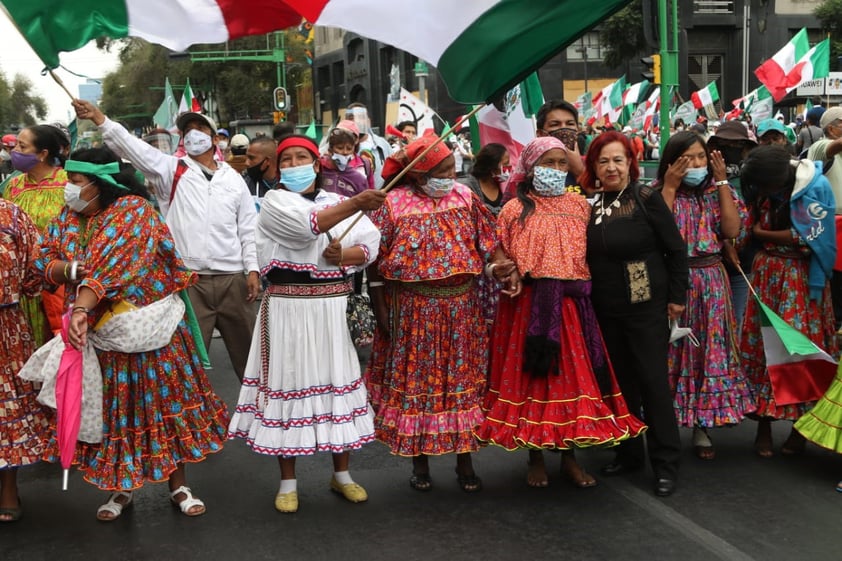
[{"xmin": 475, "ymin": 285, "xmax": 646, "ymax": 450}]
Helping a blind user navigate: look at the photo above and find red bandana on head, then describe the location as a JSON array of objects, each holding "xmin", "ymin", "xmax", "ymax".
[{"xmin": 381, "ymin": 130, "xmax": 451, "ymax": 179}]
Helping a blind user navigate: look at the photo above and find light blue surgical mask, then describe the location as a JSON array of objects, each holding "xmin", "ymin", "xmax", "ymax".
[
  {"xmin": 683, "ymin": 167, "xmax": 708, "ymax": 187},
  {"xmin": 280, "ymin": 163, "xmax": 317, "ymax": 193},
  {"xmin": 420, "ymin": 177, "xmax": 454, "ymax": 198},
  {"xmin": 532, "ymin": 166, "xmax": 568, "ymax": 197}
]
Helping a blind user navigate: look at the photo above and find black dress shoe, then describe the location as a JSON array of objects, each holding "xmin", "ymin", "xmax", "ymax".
[
  {"xmin": 600, "ymin": 461, "xmax": 643, "ymax": 476},
  {"xmin": 654, "ymin": 478, "xmax": 676, "ymax": 497}
]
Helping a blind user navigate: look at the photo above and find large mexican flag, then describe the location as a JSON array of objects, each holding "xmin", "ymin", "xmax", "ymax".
[{"xmin": 1, "ymin": 0, "xmax": 633, "ymax": 104}]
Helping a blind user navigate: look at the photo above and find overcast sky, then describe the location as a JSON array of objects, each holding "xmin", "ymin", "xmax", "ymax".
[{"xmin": 0, "ymin": 11, "xmax": 121, "ymax": 124}]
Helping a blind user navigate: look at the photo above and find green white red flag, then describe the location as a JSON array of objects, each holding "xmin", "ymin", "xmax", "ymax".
[
  {"xmin": 623, "ymin": 80, "xmax": 651, "ymax": 107},
  {"xmin": 755, "ymin": 296, "xmax": 837, "ymax": 406},
  {"xmin": 592, "ymin": 76, "xmax": 627, "ymax": 125},
  {"xmin": 0, "ymin": 0, "xmax": 634, "ymax": 104},
  {"xmin": 474, "ymin": 73, "xmax": 543, "ymax": 164},
  {"xmin": 178, "ymin": 78, "xmax": 201, "ymax": 115},
  {"xmin": 754, "ymin": 28, "xmax": 830, "ymax": 102},
  {"xmin": 690, "ymin": 81, "xmax": 719, "ymax": 109}
]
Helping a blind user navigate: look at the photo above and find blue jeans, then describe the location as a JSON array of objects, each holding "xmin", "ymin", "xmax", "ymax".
[{"xmin": 729, "ymin": 273, "xmax": 749, "ymax": 334}]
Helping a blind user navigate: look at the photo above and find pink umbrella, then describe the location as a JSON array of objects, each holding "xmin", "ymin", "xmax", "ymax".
[{"xmin": 55, "ymin": 310, "xmax": 83, "ymax": 490}]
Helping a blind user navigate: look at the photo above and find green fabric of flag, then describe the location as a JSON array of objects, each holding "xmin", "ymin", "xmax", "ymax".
[
  {"xmin": 519, "ymin": 72, "xmax": 544, "ymax": 117},
  {"xmin": 608, "ymin": 75, "xmax": 626, "ymax": 109},
  {"xmin": 153, "ymin": 77, "xmax": 178, "ymax": 129},
  {"xmin": 304, "ymin": 120, "xmax": 317, "ymax": 140},
  {"xmin": 67, "ymin": 119, "xmax": 78, "ymax": 151}
]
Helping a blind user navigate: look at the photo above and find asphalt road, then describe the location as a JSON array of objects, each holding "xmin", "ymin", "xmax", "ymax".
[{"xmin": 3, "ymin": 342, "xmax": 842, "ymax": 561}]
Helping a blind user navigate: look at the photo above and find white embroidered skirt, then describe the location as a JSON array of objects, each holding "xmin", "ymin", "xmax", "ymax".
[{"xmin": 228, "ymin": 290, "xmax": 374, "ymax": 456}]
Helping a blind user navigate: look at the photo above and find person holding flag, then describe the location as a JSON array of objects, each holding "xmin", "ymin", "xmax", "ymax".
[{"xmin": 739, "ymin": 145, "xmax": 838, "ymax": 458}]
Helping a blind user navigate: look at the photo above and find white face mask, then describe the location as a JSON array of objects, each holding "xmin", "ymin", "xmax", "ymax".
[
  {"xmin": 64, "ymin": 181, "xmax": 97, "ymax": 212},
  {"xmin": 420, "ymin": 177, "xmax": 454, "ymax": 198},
  {"xmin": 332, "ymin": 153, "xmax": 353, "ymax": 171},
  {"xmin": 184, "ymin": 129, "xmax": 213, "ymax": 156},
  {"xmin": 218, "ymin": 140, "xmax": 229, "ymax": 151}
]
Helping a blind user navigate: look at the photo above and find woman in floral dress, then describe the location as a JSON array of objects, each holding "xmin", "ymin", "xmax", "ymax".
[
  {"xmin": 366, "ymin": 132, "xmax": 511, "ymax": 493},
  {"xmin": 475, "ymin": 137, "xmax": 646, "ymax": 488},
  {"xmin": 36, "ymin": 147, "xmax": 229, "ymax": 520},
  {"xmin": 739, "ymin": 145, "xmax": 838, "ymax": 457},
  {"xmin": 0, "ymin": 200, "xmax": 49, "ymax": 522},
  {"xmin": 2, "ymin": 125, "xmax": 69, "ymax": 346},
  {"xmin": 655, "ymin": 132, "xmax": 755, "ymax": 460}
]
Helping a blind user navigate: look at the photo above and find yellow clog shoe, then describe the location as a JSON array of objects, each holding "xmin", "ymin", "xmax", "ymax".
[
  {"xmin": 274, "ymin": 491, "xmax": 298, "ymax": 513},
  {"xmin": 330, "ymin": 477, "xmax": 368, "ymax": 503}
]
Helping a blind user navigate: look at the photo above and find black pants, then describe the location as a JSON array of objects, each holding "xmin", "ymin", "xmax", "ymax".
[{"xmin": 596, "ymin": 302, "xmax": 681, "ymax": 480}]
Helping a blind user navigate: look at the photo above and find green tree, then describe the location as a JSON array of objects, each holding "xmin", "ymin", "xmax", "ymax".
[
  {"xmin": 0, "ymin": 72, "xmax": 48, "ymax": 131},
  {"xmin": 98, "ymin": 30, "xmax": 313, "ymax": 130},
  {"xmin": 599, "ymin": 0, "xmax": 647, "ymax": 69},
  {"xmin": 815, "ymin": 0, "xmax": 842, "ymax": 66}
]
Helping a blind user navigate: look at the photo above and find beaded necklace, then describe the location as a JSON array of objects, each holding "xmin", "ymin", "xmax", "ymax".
[{"xmin": 593, "ymin": 183, "xmax": 629, "ymax": 225}]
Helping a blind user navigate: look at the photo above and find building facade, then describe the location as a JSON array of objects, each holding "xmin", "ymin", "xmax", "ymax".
[{"xmin": 313, "ymin": 1, "xmax": 828, "ymax": 129}]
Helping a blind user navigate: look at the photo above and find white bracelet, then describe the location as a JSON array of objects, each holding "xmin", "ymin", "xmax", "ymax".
[
  {"xmin": 484, "ymin": 262, "xmax": 497, "ymax": 279},
  {"xmin": 715, "ymin": 180, "xmax": 729, "ymax": 186},
  {"xmin": 69, "ymin": 260, "xmax": 79, "ymax": 282}
]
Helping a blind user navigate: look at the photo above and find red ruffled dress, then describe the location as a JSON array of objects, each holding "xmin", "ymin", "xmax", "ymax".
[
  {"xmin": 475, "ymin": 193, "xmax": 646, "ymax": 450},
  {"xmin": 366, "ymin": 183, "xmax": 497, "ymax": 456}
]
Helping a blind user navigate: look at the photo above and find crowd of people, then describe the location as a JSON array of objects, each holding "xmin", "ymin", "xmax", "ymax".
[{"xmin": 2, "ymin": 94, "xmax": 842, "ymax": 525}]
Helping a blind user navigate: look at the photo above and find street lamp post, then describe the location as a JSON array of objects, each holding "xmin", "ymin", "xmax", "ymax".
[{"xmin": 576, "ymin": 38, "xmax": 589, "ymax": 93}]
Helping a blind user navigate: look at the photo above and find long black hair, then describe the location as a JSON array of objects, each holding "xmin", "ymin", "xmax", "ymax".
[
  {"xmin": 515, "ymin": 177, "xmax": 537, "ymax": 225},
  {"xmin": 24, "ymin": 124, "xmax": 66, "ymax": 167},
  {"xmin": 656, "ymin": 131, "xmax": 712, "ymax": 199},
  {"xmin": 68, "ymin": 147, "xmax": 150, "ymax": 208},
  {"xmin": 740, "ymin": 144, "xmax": 795, "ymax": 229}
]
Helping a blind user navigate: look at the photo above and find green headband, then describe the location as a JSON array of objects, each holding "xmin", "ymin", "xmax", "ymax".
[{"xmin": 64, "ymin": 160, "xmax": 130, "ymax": 191}]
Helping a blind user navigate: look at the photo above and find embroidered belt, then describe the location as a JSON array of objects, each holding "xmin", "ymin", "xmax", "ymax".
[
  {"xmin": 688, "ymin": 255, "xmax": 722, "ymax": 268},
  {"xmin": 266, "ymin": 281, "xmax": 352, "ymax": 298},
  {"xmin": 400, "ymin": 279, "xmax": 475, "ymax": 298},
  {"xmin": 764, "ymin": 249, "xmax": 808, "ymax": 260}
]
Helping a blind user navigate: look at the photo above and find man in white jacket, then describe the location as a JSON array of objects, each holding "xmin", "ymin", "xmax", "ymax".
[{"xmin": 72, "ymin": 99, "xmax": 260, "ymax": 381}]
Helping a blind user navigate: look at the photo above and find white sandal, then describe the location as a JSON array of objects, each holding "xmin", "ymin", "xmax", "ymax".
[
  {"xmin": 169, "ymin": 485, "xmax": 206, "ymax": 517},
  {"xmin": 96, "ymin": 491, "xmax": 133, "ymax": 522}
]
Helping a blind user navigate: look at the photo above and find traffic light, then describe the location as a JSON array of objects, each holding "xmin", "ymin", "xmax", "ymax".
[
  {"xmin": 641, "ymin": 54, "xmax": 661, "ymax": 84},
  {"xmin": 273, "ymin": 87, "xmax": 288, "ymax": 110},
  {"xmin": 273, "ymin": 111, "xmax": 286, "ymax": 124}
]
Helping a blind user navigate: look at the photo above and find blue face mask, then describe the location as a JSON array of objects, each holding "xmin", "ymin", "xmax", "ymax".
[
  {"xmin": 683, "ymin": 167, "xmax": 708, "ymax": 187},
  {"xmin": 280, "ymin": 163, "xmax": 317, "ymax": 193},
  {"xmin": 532, "ymin": 166, "xmax": 568, "ymax": 197}
]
